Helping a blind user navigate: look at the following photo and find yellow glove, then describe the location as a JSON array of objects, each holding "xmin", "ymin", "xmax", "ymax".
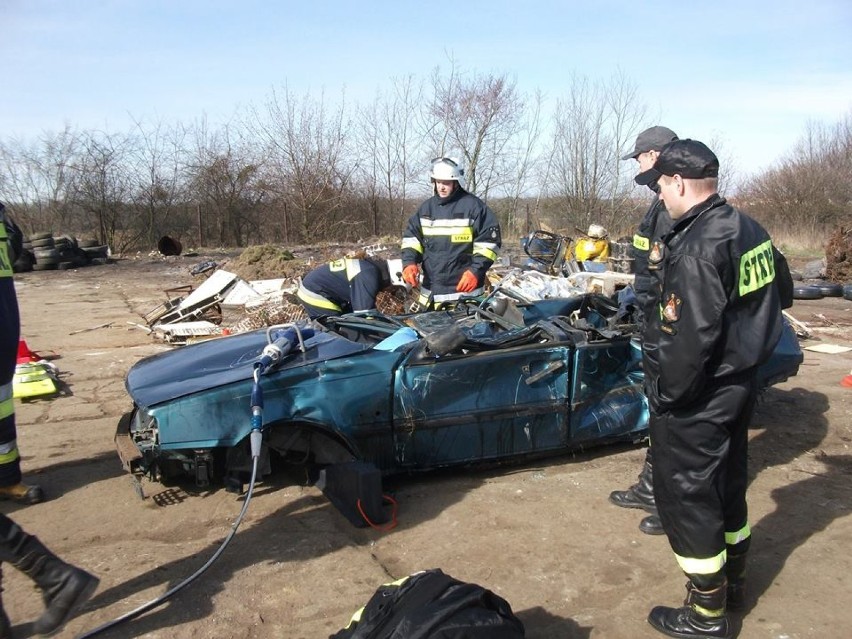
[{"xmin": 456, "ymin": 270, "xmax": 479, "ymax": 293}]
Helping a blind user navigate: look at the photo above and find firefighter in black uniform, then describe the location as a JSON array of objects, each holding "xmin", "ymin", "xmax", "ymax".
[
  {"xmin": 297, "ymin": 256, "xmax": 395, "ymax": 319},
  {"xmin": 401, "ymin": 157, "xmax": 501, "ymax": 309},
  {"xmin": 0, "ymin": 202, "xmax": 99, "ymax": 636},
  {"xmin": 609, "ymin": 126, "xmax": 679, "ymax": 537},
  {"xmin": 634, "ymin": 141, "xmax": 784, "ymax": 638}
]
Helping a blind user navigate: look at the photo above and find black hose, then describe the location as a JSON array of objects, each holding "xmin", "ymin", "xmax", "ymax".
[{"xmin": 75, "ymin": 454, "xmax": 260, "ymax": 638}]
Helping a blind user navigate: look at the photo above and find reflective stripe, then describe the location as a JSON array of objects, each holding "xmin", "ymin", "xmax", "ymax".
[
  {"xmin": 725, "ymin": 522, "xmax": 751, "ymax": 546},
  {"xmin": 296, "ymin": 284, "xmax": 342, "ymax": 312},
  {"xmin": 473, "ymin": 244, "xmax": 497, "ymax": 261},
  {"xmin": 738, "ymin": 239, "xmax": 775, "ymax": 297},
  {"xmin": 693, "ymin": 603, "xmax": 725, "ymax": 618},
  {"xmin": 343, "ymin": 574, "xmax": 411, "ymax": 629},
  {"xmin": 0, "ymin": 438, "xmax": 20, "ymax": 464},
  {"xmin": 0, "ymin": 382, "xmax": 13, "ymax": 420},
  {"xmin": 633, "ymin": 234, "xmax": 650, "ymax": 251},
  {"xmin": 675, "ymin": 549, "xmax": 726, "ymax": 575},
  {"xmin": 401, "ymin": 237, "xmax": 423, "ymax": 253},
  {"xmin": 432, "ymin": 287, "xmax": 483, "ymax": 303},
  {"xmin": 345, "ymin": 259, "xmax": 362, "ymax": 281},
  {"xmin": 0, "ymin": 222, "xmax": 11, "ymax": 277},
  {"xmin": 422, "ymin": 226, "xmax": 472, "ymax": 237},
  {"xmin": 420, "ymin": 218, "xmax": 473, "ymax": 228},
  {"xmin": 421, "ymin": 218, "xmax": 474, "ymax": 241}
]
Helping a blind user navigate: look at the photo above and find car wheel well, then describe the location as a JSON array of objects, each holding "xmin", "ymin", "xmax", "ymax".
[{"xmin": 263, "ymin": 420, "xmax": 358, "ymax": 467}]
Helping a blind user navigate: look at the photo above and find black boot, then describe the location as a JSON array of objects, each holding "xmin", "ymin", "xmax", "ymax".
[
  {"xmin": 0, "ymin": 567, "xmax": 11, "ymax": 639},
  {"xmin": 12, "ymin": 535, "xmax": 99, "ymax": 637},
  {"xmin": 648, "ymin": 580, "xmax": 731, "ymax": 639},
  {"xmin": 725, "ymin": 553, "xmax": 747, "ymax": 611},
  {"xmin": 609, "ymin": 448, "xmax": 656, "ymax": 511},
  {"xmin": 640, "ymin": 514, "xmax": 665, "ymax": 536}
]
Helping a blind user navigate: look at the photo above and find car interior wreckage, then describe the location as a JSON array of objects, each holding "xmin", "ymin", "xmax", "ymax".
[{"xmin": 116, "ymin": 287, "xmax": 803, "ymax": 528}]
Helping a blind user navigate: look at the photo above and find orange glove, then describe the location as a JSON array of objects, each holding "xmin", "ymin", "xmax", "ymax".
[
  {"xmin": 456, "ymin": 270, "xmax": 479, "ymax": 293},
  {"xmin": 402, "ymin": 264, "xmax": 420, "ymax": 287}
]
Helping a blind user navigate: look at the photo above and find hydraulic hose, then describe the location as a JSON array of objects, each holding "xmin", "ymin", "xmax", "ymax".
[{"xmin": 76, "ymin": 365, "xmax": 269, "ymax": 638}]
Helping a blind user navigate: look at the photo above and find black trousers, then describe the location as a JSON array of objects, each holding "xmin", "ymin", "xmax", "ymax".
[
  {"xmin": 0, "ymin": 512, "xmax": 26, "ymax": 563},
  {"xmin": 1, "ymin": 278, "xmax": 22, "ymax": 487},
  {"xmin": 650, "ymin": 378, "xmax": 756, "ymax": 573}
]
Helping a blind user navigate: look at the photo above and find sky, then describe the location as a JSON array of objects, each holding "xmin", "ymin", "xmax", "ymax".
[{"xmin": 2, "ymin": 0, "xmax": 851, "ymax": 179}]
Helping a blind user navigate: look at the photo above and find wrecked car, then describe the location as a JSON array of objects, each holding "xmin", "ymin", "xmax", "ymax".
[{"xmin": 116, "ymin": 292, "xmax": 803, "ymax": 505}]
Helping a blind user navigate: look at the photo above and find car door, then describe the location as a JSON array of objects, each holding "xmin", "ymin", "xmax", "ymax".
[
  {"xmin": 391, "ymin": 343, "xmax": 572, "ymax": 469},
  {"xmin": 568, "ymin": 337, "xmax": 647, "ymax": 445}
]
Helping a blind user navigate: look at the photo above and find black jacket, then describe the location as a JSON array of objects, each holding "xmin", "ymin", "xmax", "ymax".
[
  {"xmin": 300, "ymin": 258, "xmax": 389, "ymax": 313},
  {"xmin": 401, "ymin": 188, "xmax": 501, "ymax": 300},
  {"xmin": 632, "ymin": 193, "xmax": 672, "ymax": 324},
  {"xmin": 643, "ymin": 194, "xmax": 783, "ymax": 413}
]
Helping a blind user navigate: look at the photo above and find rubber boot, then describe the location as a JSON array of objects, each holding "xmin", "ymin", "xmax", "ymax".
[
  {"xmin": 609, "ymin": 448, "xmax": 656, "ymax": 511},
  {"xmin": 0, "ymin": 482, "xmax": 45, "ymax": 505},
  {"xmin": 0, "ymin": 567, "xmax": 11, "ymax": 639},
  {"xmin": 725, "ymin": 553, "xmax": 747, "ymax": 611},
  {"xmin": 648, "ymin": 579, "xmax": 731, "ymax": 639},
  {"xmin": 640, "ymin": 514, "xmax": 665, "ymax": 536},
  {"xmin": 12, "ymin": 535, "xmax": 99, "ymax": 637}
]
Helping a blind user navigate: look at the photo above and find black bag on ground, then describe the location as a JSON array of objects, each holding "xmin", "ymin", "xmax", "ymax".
[{"xmin": 329, "ymin": 568, "xmax": 525, "ymax": 638}]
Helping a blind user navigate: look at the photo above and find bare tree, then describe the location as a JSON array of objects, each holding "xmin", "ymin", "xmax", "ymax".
[
  {"xmin": 735, "ymin": 111, "xmax": 852, "ymax": 238},
  {"xmin": 130, "ymin": 117, "xmax": 191, "ymax": 248},
  {"xmin": 72, "ymin": 130, "xmax": 135, "ymax": 250},
  {"xmin": 184, "ymin": 118, "xmax": 264, "ymax": 247},
  {"xmin": 425, "ymin": 63, "xmax": 526, "ymax": 199},
  {"xmin": 356, "ymin": 75, "xmax": 425, "ymax": 235},
  {"xmin": 0, "ymin": 126, "xmax": 81, "ymax": 233},
  {"xmin": 542, "ymin": 73, "xmax": 648, "ymax": 235},
  {"xmin": 252, "ymin": 86, "xmax": 359, "ymax": 242}
]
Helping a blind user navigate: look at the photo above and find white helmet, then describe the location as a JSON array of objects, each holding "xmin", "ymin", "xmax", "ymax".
[
  {"xmin": 587, "ymin": 224, "xmax": 608, "ymax": 239},
  {"xmin": 430, "ymin": 156, "xmax": 465, "ymax": 183}
]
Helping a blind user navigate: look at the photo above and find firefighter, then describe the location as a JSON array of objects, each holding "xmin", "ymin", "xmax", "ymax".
[
  {"xmin": 297, "ymin": 256, "xmax": 398, "ymax": 319},
  {"xmin": 634, "ymin": 140, "xmax": 784, "ymax": 638},
  {"xmin": 0, "ymin": 202, "xmax": 43, "ymax": 504},
  {"xmin": 1, "ymin": 202, "xmax": 100, "ymax": 636},
  {"xmin": 609, "ymin": 126, "xmax": 679, "ymax": 537},
  {"xmin": 401, "ymin": 157, "xmax": 501, "ymax": 309}
]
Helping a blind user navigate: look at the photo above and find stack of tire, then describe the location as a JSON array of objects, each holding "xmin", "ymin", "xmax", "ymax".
[
  {"xmin": 792, "ymin": 282, "xmax": 850, "ymax": 301},
  {"xmin": 77, "ymin": 238, "xmax": 110, "ymax": 265},
  {"xmin": 30, "ymin": 232, "xmax": 64, "ymax": 271},
  {"xmin": 17, "ymin": 232, "xmax": 111, "ymax": 273}
]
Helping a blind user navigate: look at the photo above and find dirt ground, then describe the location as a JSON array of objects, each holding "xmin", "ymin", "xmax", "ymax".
[{"xmin": 3, "ymin": 251, "xmax": 851, "ymax": 639}]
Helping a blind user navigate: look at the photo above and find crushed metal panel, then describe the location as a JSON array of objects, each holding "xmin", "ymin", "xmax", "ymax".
[
  {"xmin": 153, "ymin": 321, "xmax": 220, "ymax": 336},
  {"xmin": 177, "ymin": 270, "xmax": 238, "ymax": 309},
  {"xmin": 221, "ymin": 280, "xmax": 262, "ymax": 307}
]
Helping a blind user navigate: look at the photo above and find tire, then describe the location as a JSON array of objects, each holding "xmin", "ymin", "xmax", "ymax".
[
  {"xmin": 82, "ymin": 245, "xmax": 109, "ymax": 258},
  {"xmin": 29, "ymin": 231, "xmax": 53, "ymax": 241},
  {"xmin": 32, "ymin": 263, "xmax": 57, "ymax": 271},
  {"xmin": 844, "ymin": 284, "xmax": 852, "ymax": 301},
  {"xmin": 57, "ymin": 261, "xmax": 75, "ymax": 270},
  {"xmin": 816, "ymin": 282, "xmax": 843, "ymax": 297},
  {"xmin": 34, "ymin": 248, "xmax": 60, "ymax": 260},
  {"xmin": 78, "ymin": 238, "xmax": 99, "ymax": 248},
  {"xmin": 793, "ymin": 285, "xmax": 823, "ymax": 300},
  {"xmin": 30, "ymin": 237, "xmax": 55, "ymax": 249}
]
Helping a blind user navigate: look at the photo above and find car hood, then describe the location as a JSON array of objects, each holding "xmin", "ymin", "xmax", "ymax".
[{"xmin": 126, "ymin": 328, "xmax": 369, "ymax": 408}]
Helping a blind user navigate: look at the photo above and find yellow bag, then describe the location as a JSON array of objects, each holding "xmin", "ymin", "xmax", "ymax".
[
  {"xmin": 575, "ymin": 238, "xmax": 610, "ymax": 262},
  {"xmin": 13, "ymin": 363, "xmax": 59, "ymax": 399}
]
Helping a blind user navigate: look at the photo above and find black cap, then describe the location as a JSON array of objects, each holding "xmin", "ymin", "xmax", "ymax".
[
  {"xmin": 634, "ymin": 139, "xmax": 720, "ymax": 186},
  {"xmin": 621, "ymin": 126, "xmax": 678, "ymax": 160}
]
